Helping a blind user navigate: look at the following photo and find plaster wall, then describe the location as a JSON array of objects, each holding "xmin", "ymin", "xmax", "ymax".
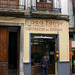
[
  {"xmin": 0, "ymin": 17, "xmax": 69, "ymax": 62},
  {"xmin": 24, "ymin": 19, "xmax": 69, "ymax": 62},
  {"xmin": 0, "ymin": 16, "xmax": 69, "ymax": 75},
  {"xmin": 69, "ymin": 0, "xmax": 74, "ymax": 28},
  {"xmin": 60, "ymin": 0, "xmax": 69, "ymax": 15}
]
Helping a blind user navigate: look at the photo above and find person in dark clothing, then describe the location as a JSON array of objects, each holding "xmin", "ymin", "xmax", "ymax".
[{"xmin": 40, "ymin": 54, "xmax": 50, "ymax": 75}]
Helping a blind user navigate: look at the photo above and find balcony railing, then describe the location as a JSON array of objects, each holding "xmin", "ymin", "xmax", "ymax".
[
  {"xmin": 31, "ymin": 2, "xmax": 61, "ymax": 13},
  {"xmin": 31, "ymin": 6, "xmax": 61, "ymax": 13},
  {"xmin": 0, "ymin": 1, "xmax": 25, "ymax": 10}
]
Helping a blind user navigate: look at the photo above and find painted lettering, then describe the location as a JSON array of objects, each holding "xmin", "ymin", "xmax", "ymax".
[{"xmin": 25, "ymin": 27, "xmax": 45, "ymax": 31}]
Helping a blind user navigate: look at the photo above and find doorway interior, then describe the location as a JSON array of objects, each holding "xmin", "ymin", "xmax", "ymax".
[
  {"xmin": 8, "ymin": 27, "xmax": 20, "ymax": 75},
  {"xmin": 31, "ymin": 34, "xmax": 57, "ymax": 75}
]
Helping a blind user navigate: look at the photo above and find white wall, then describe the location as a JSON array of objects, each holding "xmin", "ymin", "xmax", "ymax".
[
  {"xmin": 32, "ymin": 0, "xmax": 36, "ymax": 6},
  {"xmin": 53, "ymin": 0, "xmax": 69, "ymax": 15},
  {"xmin": 68, "ymin": 0, "xmax": 74, "ymax": 28},
  {"xmin": 32, "ymin": 0, "xmax": 36, "ymax": 9},
  {"xmin": 60, "ymin": 0, "xmax": 69, "ymax": 15},
  {"xmin": 25, "ymin": 0, "xmax": 31, "ymax": 10},
  {"xmin": 19, "ymin": 0, "xmax": 25, "ymax": 9},
  {"xmin": 19, "ymin": 0, "xmax": 24, "ymax": 5},
  {"xmin": 60, "ymin": 0, "xmax": 74, "ymax": 27},
  {"xmin": 53, "ymin": 0, "xmax": 60, "ymax": 8}
]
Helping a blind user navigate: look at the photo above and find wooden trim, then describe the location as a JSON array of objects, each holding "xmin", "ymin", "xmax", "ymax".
[
  {"xmin": 17, "ymin": 27, "xmax": 20, "ymax": 75},
  {"xmin": 0, "ymin": 22, "xmax": 24, "ymax": 75},
  {"xmin": 6, "ymin": 27, "xmax": 9, "ymax": 75}
]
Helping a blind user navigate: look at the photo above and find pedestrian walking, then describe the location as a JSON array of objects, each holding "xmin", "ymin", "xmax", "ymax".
[{"xmin": 40, "ymin": 54, "xmax": 50, "ymax": 75}]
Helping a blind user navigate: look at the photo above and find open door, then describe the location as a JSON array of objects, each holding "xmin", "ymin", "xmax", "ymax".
[
  {"xmin": 0, "ymin": 27, "xmax": 9, "ymax": 75},
  {"xmin": 31, "ymin": 34, "xmax": 57, "ymax": 75},
  {"xmin": 8, "ymin": 27, "xmax": 20, "ymax": 75}
]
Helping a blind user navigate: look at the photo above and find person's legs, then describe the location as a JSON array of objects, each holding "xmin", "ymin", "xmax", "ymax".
[
  {"xmin": 43, "ymin": 68, "xmax": 45, "ymax": 75},
  {"xmin": 46, "ymin": 68, "xmax": 48, "ymax": 75}
]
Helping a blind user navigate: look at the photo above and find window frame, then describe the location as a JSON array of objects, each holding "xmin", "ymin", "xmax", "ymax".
[{"xmin": 37, "ymin": 0, "xmax": 52, "ymax": 3}]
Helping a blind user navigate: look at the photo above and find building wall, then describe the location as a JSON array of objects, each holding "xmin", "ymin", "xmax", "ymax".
[
  {"xmin": 69, "ymin": 0, "xmax": 74, "ymax": 28},
  {"xmin": 26, "ymin": 0, "xmax": 69, "ymax": 15},
  {"xmin": 54, "ymin": 0, "xmax": 69, "ymax": 15},
  {"xmin": 19, "ymin": 0, "xmax": 25, "ymax": 6},
  {"xmin": 60, "ymin": 0, "xmax": 69, "ymax": 15},
  {"xmin": 24, "ymin": 19, "xmax": 69, "ymax": 62},
  {"xmin": 0, "ymin": 17, "xmax": 25, "ymax": 75},
  {"xmin": 24, "ymin": 19, "xmax": 70, "ymax": 75},
  {"xmin": 0, "ymin": 16, "xmax": 70, "ymax": 75}
]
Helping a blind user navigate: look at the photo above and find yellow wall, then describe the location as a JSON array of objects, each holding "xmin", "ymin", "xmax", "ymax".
[{"xmin": 0, "ymin": 17, "xmax": 69, "ymax": 62}]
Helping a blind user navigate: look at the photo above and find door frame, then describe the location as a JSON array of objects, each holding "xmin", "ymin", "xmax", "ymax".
[
  {"xmin": 30, "ymin": 33, "xmax": 59, "ymax": 75},
  {"xmin": 0, "ymin": 22, "xmax": 24, "ymax": 75}
]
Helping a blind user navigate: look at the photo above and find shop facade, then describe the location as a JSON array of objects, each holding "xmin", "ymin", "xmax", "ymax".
[{"xmin": 0, "ymin": 16, "xmax": 70, "ymax": 75}]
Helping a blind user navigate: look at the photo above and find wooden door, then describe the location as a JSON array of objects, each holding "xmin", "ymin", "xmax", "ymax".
[
  {"xmin": 0, "ymin": 0, "xmax": 19, "ymax": 9},
  {"xmin": 37, "ymin": 0, "xmax": 53, "ymax": 11},
  {"xmin": 0, "ymin": 27, "xmax": 9, "ymax": 75}
]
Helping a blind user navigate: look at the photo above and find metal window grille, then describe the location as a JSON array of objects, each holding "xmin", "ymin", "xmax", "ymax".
[{"xmin": 0, "ymin": 0, "xmax": 25, "ymax": 9}]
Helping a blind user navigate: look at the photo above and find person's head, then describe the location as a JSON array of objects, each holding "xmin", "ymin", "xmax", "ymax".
[{"xmin": 43, "ymin": 54, "xmax": 47, "ymax": 59}]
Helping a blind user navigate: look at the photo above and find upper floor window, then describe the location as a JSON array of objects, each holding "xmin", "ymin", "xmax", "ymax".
[
  {"xmin": 37, "ymin": 0, "xmax": 44, "ymax": 2},
  {"xmin": 37, "ymin": 0, "xmax": 51, "ymax": 3},
  {"xmin": 0, "ymin": 0, "xmax": 19, "ymax": 9},
  {"xmin": 40, "ymin": 0, "xmax": 44, "ymax": 2},
  {"xmin": 45, "ymin": 0, "xmax": 51, "ymax": 3}
]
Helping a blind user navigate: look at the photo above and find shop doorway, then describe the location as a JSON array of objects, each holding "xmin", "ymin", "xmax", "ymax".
[
  {"xmin": 0, "ymin": 27, "xmax": 20, "ymax": 75},
  {"xmin": 31, "ymin": 34, "xmax": 57, "ymax": 75}
]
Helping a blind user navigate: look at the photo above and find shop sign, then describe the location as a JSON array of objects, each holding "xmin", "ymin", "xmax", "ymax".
[{"xmin": 25, "ymin": 19, "xmax": 63, "ymax": 32}]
